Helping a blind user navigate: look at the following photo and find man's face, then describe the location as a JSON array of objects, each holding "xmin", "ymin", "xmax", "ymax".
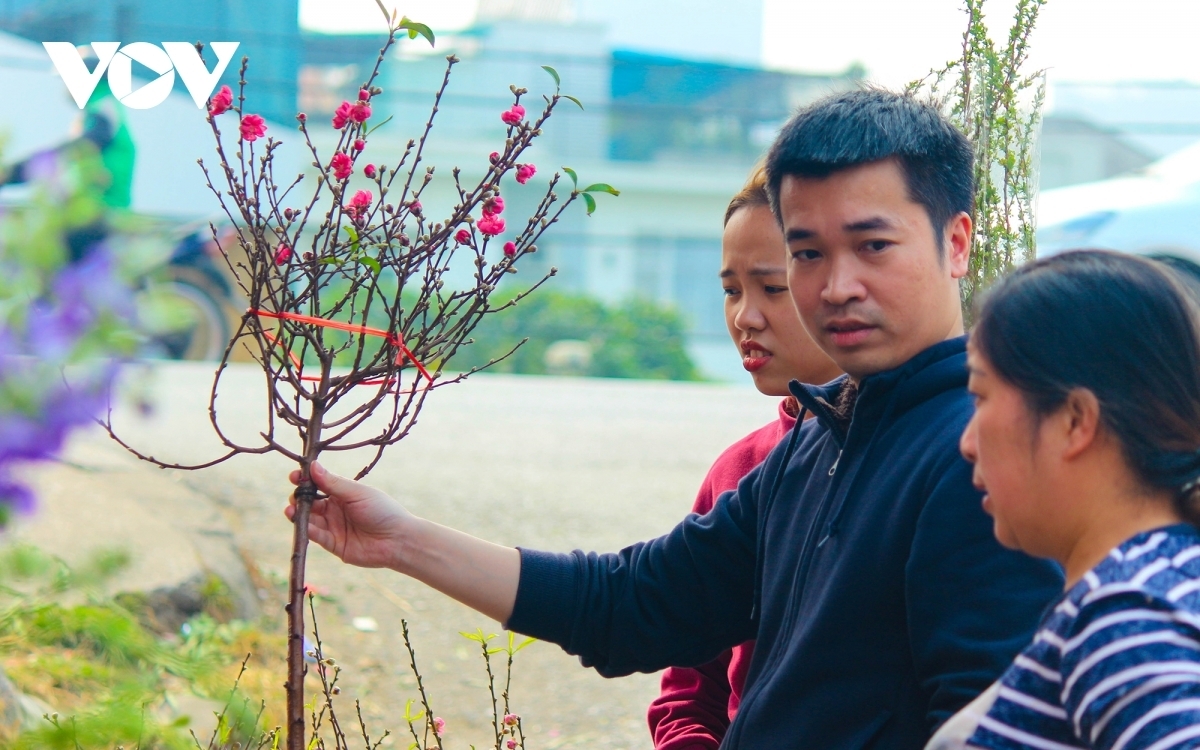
[{"xmin": 780, "ymin": 158, "xmax": 971, "ymax": 380}]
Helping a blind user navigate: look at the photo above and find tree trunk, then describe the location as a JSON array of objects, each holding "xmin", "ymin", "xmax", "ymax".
[
  {"xmin": 287, "ymin": 395, "xmax": 326, "ymax": 750},
  {"xmin": 286, "ymin": 473, "xmax": 317, "ymax": 750}
]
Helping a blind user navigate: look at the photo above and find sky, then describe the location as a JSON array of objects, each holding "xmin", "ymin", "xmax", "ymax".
[{"xmin": 299, "ymin": 0, "xmax": 1200, "ymax": 92}]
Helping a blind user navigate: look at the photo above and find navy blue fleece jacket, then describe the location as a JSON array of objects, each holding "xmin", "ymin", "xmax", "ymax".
[{"xmin": 507, "ymin": 336, "xmax": 1063, "ymax": 749}]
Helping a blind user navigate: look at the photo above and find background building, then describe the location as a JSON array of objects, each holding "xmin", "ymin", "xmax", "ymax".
[
  {"xmin": 12, "ymin": 0, "xmax": 1197, "ymax": 378},
  {"xmin": 0, "ymin": 0, "xmax": 300, "ymax": 124}
]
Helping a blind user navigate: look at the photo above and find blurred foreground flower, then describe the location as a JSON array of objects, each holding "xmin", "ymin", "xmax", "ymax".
[{"xmin": 0, "ymin": 146, "xmax": 137, "ymax": 524}]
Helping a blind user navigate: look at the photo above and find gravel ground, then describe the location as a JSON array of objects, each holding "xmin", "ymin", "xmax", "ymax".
[{"xmin": 102, "ymin": 361, "xmax": 774, "ymax": 749}]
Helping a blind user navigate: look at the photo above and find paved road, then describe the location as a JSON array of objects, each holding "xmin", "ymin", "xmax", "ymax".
[{"xmin": 102, "ymin": 360, "xmax": 774, "ymax": 749}]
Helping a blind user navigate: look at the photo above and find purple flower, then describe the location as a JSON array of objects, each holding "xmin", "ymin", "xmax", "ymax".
[{"xmin": 0, "ymin": 249, "xmax": 132, "ymax": 522}]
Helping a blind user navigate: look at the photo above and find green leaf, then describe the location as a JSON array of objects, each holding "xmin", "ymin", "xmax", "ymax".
[
  {"xmin": 318, "ymin": 257, "xmax": 342, "ymax": 266},
  {"xmin": 563, "ymin": 94, "xmax": 584, "ymax": 111},
  {"xmin": 541, "ymin": 65, "xmax": 560, "ymax": 88},
  {"xmin": 582, "ymin": 183, "xmax": 620, "ymax": 196},
  {"xmin": 359, "ymin": 256, "xmax": 381, "ymax": 275},
  {"xmin": 511, "ymin": 636, "xmax": 536, "ymax": 654},
  {"xmin": 397, "ymin": 16, "xmax": 435, "ymax": 46},
  {"xmin": 342, "ymin": 224, "xmax": 360, "ymax": 254},
  {"xmin": 366, "ymin": 114, "xmax": 394, "ymax": 136},
  {"xmin": 562, "ymin": 167, "xmax": 578, "ymax": 189},
  {"xmin": 582, "ymin": 192, "xmax": 597, "ymax": 215}
]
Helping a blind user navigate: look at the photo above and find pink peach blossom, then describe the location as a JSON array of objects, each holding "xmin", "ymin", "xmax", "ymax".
[
  {"xmin": 483, "ymin": 195, "xmax": 505, "ymax": 216},
  {"xmin": 363, "ymin": 163, "xmax": 377, "ymax": 178},
  {"xmin": 208, "ymin": 85, "xmax": 232, "ymax": 116},
  {"xmin": 455, "ymin": 228, "xmax": 471, "ymax": 244},
  {"xmin": 239, "ymin": 113, "xmax": 267, "ymax": 142},
  {"xmin": 350, "ymin": 101, "xmax": 372, "ymax": 124},
  {"xmin": 330, "ymin": 152, "xmax": 353, "ymax": 181},
  {"xmin": 477, "ymin": 214, "xmax": 506, "ymax": 236},
  {"xmin": 346, "ymin": 189, "xmax": 373, "ymax": 219},
  {"xmin": 333, "ymin": 100, "xmax": 353, "ymax": 129},
  {"xmin": 274, "ymin": 244, "xmax": 292, "ymax": 265},
  {"xmin": 500, "ymin": 104, "xmax": 526, "ymax": 125},
  {"xmin": 516, "ymin": 163, "xmax": 537, "ymax": 185},
  {"xmin": 503, "ymin": 241, "xmax": 516, "ymax": 257}
]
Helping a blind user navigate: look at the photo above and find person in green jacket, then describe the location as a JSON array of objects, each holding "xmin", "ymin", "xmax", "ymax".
[{"xmin": 2, "ymin": 48, "xmax": 136, "ymax": 259}]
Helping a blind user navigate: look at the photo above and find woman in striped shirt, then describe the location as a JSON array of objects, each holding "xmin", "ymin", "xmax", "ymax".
[{"xmin": 929, "ymin": 249, "xmax": 1200, "ymax": 750}]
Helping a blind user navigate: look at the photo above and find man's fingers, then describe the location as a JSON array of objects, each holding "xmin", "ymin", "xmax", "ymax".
[
  {"xmin": 310, "ymin": 460, "xmax": 360, "ymax": 498},
  {"xmin": 308, "ymin": 524, "xmax": 337, "ymax": 553},
  {"xmin": 289, "ymin": 469, "xmax": 302, "ymax": 486}
]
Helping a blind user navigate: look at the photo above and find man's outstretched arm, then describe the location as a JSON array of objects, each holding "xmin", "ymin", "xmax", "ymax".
[
  {"xmin": 285, "ymin": 458, "xmax": 763, "ymax": 675},
  {"xmin": 285, "ymin": 461, "xmax": 521, "ymax": 623}
]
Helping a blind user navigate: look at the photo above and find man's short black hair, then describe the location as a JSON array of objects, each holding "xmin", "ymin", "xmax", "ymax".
[{"xmin": 765, "ymin": 88, "xmax": 974, "ymax": 251}]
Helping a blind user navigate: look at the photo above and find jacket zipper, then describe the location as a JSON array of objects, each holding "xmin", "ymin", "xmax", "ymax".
[
  {"xmin": 730, "ymin": 438, "xmax": 852, "ymax": 746},
  {"xmin": 727, "ymin": 380, "xmax": 857, "ymax": 748},
  {"xmin": 827, "ymin": 449, "xmax": 843, "ymax": 476}
]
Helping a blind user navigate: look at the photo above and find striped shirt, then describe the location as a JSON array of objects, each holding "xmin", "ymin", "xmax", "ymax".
[{"xmin": 966, "ymin": 524, "xmax": 1200, "ymax": 750}]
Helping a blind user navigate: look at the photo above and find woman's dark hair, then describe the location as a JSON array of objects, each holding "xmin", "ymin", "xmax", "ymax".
[
  {"xmin": 974, "ymin": 249, "xmax": 1200, "ymax": 524},
  {"xmin": 764, "ymin": 88, "xmax": 973, "ymax": 252}
]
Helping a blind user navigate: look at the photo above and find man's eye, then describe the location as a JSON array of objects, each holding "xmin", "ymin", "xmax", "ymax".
[
  {"xmin": 791, "ymin": 249, "xmax": 821, "ymax": 261},
  {"xmin": 723, "ymin": 287, "xmax": 738, "ymax": 297},
  {"xmin": 764, "ymin": 285, "xmax": 789, "ymax": 294},
  {"xmin": 864, "ymin": 240, "xmax": 891, "ymax": 253}
]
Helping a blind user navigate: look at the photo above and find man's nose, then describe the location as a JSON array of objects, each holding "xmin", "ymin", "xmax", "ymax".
[{"xmin": 821, "ymin": 256, "xmax": 867, "ymax": 307}]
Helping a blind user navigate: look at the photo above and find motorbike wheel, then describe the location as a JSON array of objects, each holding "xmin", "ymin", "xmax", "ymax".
[{"xmin": 148, "ymin": 267, "xmax": 234, "ymax": 361}]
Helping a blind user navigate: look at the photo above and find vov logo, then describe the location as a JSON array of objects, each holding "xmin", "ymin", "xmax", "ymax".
[{"xmin": 43, "ymin": 42, "xmax": 240, "ymax": 110}]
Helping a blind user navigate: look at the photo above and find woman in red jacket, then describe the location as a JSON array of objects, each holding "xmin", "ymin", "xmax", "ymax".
[{"xmin": 646, "ymin": 166, "xmax": 843, "ymax": 749}]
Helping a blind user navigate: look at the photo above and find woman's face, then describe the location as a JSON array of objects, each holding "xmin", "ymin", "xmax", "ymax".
[
  {"xmin": 722, "ymin": 204, "xmax": 842, "ymax": 396},
  {"xmin": 960, "ymin": 342, "xmax": 1071, "ymax": 557}
]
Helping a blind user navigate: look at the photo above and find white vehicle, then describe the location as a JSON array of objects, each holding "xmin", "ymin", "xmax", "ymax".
[{"xmin": 1037, "ymin": 141, "xmax": 1200, "ymax": 268}]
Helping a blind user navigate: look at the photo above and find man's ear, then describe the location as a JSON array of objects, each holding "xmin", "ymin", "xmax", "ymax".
[
  {"xmin": 1059, "ymin": 388, "xmax": 1102, "ymax": 461},
  {"xmin": 944, "ymin": 212, "xmax": 972, "ymax": 279}
]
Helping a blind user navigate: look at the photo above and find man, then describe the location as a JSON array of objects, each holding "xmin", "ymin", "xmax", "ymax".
[{"xmin": 286, "ymin": 90, "xmax": 1063, "ymax": 748}]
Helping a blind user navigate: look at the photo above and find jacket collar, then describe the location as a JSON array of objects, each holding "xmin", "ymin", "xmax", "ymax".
[{"xmin": 789, "ymin": 335, "xmax": 968, "ymax": 444}]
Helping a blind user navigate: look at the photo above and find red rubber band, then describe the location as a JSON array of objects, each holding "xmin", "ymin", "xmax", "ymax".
[{"xmin": 251, "ymin": 309, "xmax": 434, "ymax": 384}]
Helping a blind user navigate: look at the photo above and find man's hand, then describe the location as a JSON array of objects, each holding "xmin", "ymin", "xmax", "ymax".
[
  {"xmin": 284, "ymin": 461, "xmax": 522, "ymax": 623},
  {"xmin": 285, "ymin": 461, "xmax": 411, "ymax": 570}
]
